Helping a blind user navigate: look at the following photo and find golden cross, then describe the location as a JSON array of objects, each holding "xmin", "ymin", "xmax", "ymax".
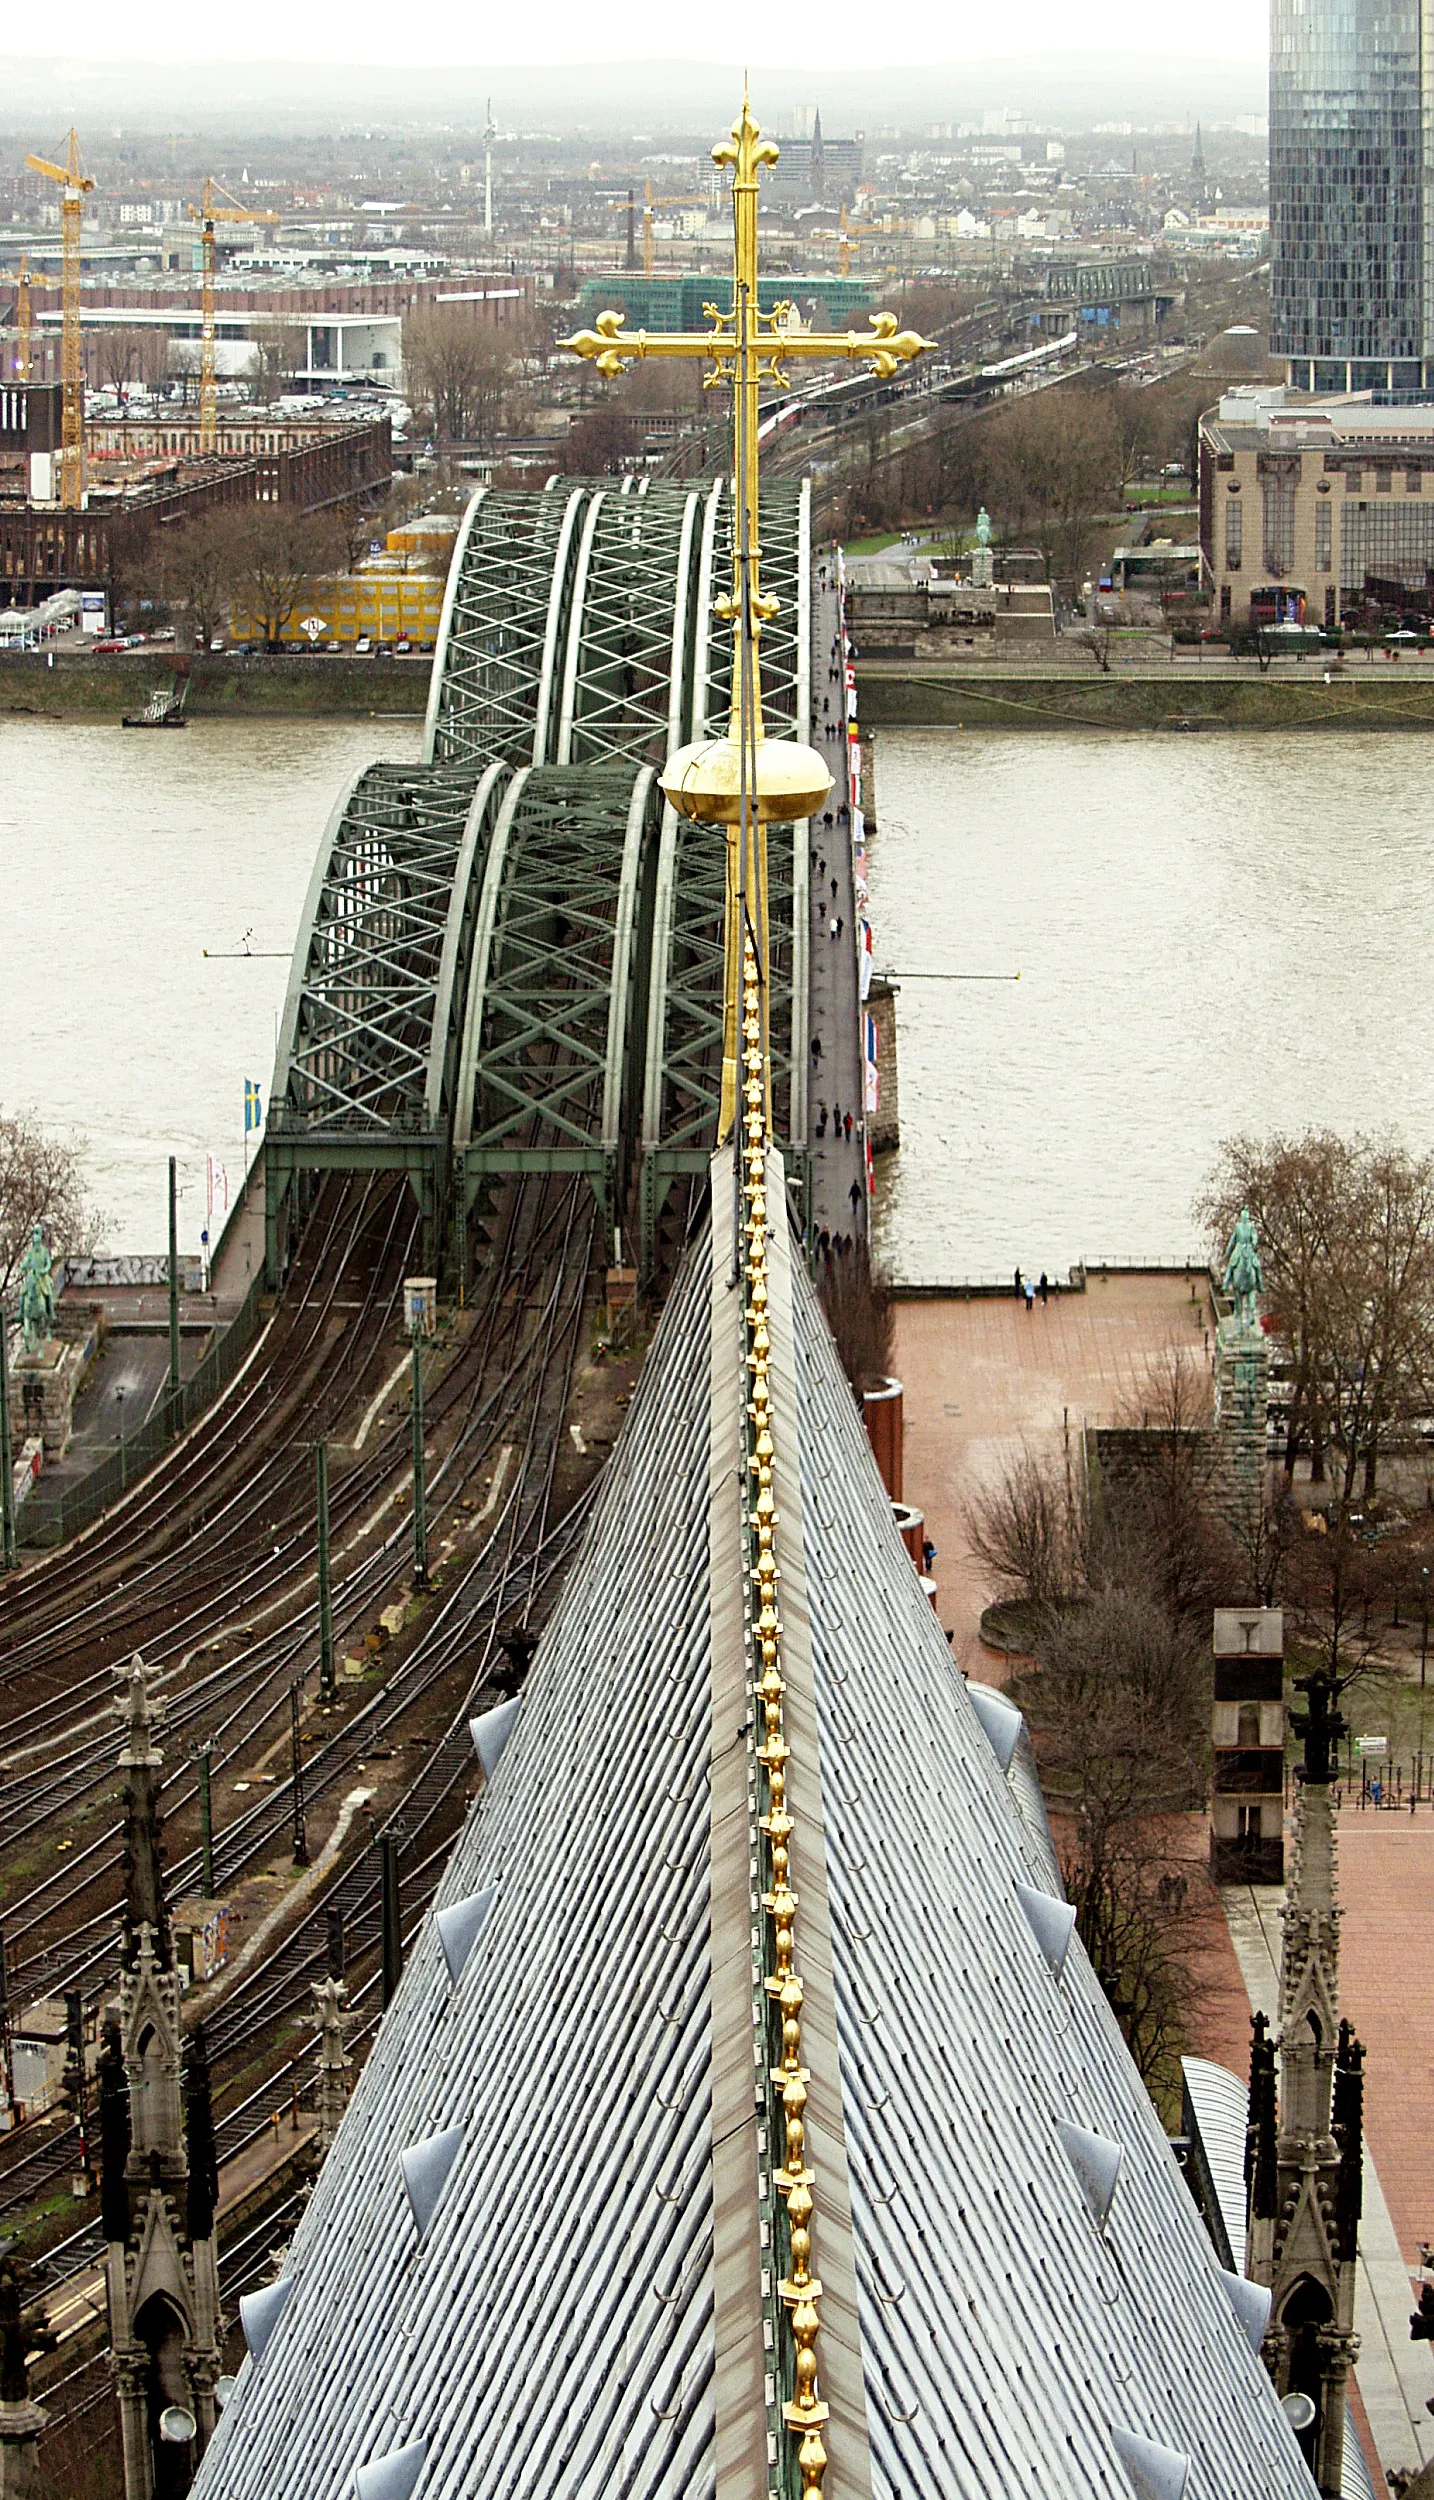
[{"xmin": 561, "ymin": 89, "xmax": 932, "ymax": 1140}]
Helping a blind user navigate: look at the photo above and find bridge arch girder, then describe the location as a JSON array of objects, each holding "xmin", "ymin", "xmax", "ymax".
[
  {"xmin": 556, "ymin": 482, "xmax": 703, "ymax": 768},
  {"xmin": 637, "ymin": 475, "xmax": 813, "ymax": 1273},
  {"xmin": 430, "ymin": 478, "xmax": 707, "ymax": 781},
  {"xmin": 452, "ymin": 762, "xmax": 664, "ymax": 1262},
  {"xmin": 264, "ymin": 756, "xmax": 511, "ymax": 1279},
  {"xmin": 425, "ymin": 486, "xmax": 592, "ymax": 770}
]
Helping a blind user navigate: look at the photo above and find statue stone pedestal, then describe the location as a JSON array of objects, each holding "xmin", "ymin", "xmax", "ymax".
[
  {"xmin": 1214, "ymin": 1314, "xmax": 1269, "ymax": 1536},
  {"xmin": 969, "ymin": 543, "xmax": 994, "ymax": 590},
  {"xmin": 0, "ymin": 2400, "xmax": 48, "ymax": 2500},
  {"xmin": 11, "ymin": 1338, "xmax": 83, "ymax": 1465}
]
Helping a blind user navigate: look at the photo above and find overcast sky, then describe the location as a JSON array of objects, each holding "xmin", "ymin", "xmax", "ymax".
[{"xmin": 4, "ymin": 0, "xmax": 1267, "ymax": 71}]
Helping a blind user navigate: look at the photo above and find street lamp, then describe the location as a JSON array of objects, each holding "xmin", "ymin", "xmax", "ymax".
[
  {"xmin": 1420, "ymin": 1567, "xmax": 1429, "ymax": 1802},
  {"xmin": 403, "ymin": 1279, "xmax": 436, "ymax": 1592},
  {"xmin": 0, "ymin": 1295, "xmax": 15, "ymax": 1573},
  {"xmin": 116, "ymin": 1382, "xmax": 127, "ymax": 1488}
]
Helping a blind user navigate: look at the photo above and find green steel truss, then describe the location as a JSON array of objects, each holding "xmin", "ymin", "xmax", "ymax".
[
  {"xmin": 637, "ymin": 801, "xmax": 805, "ymax": 1275},
  {"xmin": 266, "ymin": 758, "xmax": 510, "ymax": 1274},
  {"xmin": 557, "ymin": 480, "xmax": 703, "ymax": 768},
  {"xmin": 266, "ymin": 473, "xmax": 815, "ymax": 1285},
  {"xmin": 453, "ymin": 764, "xmax": 662, "ymax": 1258},
  {"xmin": 636, "ymin": 473, "xmax": 813, "ymax": 1271},
  {"xmin": 424, "ymin": 484, "xmax": 587, "ymax": 769}
]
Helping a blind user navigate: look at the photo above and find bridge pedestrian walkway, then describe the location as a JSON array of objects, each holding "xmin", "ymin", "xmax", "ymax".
[{"xmin": 805, "ymin": 562, "xmax": 867, "ymax": 1251}]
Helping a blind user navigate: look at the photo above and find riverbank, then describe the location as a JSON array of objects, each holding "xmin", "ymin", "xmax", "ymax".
[
  {"xmin": 858, "ymin": 663, "xmax": 1434, "ymax": 733},
  {"xmin": 0, "ymin": 650, "xmax": 430, "ymax": 719}
]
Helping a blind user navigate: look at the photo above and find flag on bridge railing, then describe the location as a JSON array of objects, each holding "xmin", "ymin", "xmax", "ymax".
[
  {"xmin": 244, "ymin": 1080, "xmax": 263, "ymax": 1136},
  {"xmin": 207, "ymin": 1156, "xmax": 229, "ymax": 1231}
]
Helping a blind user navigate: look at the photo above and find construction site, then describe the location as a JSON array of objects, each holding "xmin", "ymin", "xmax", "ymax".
[{"xmin": 0, "ymin": 134, "xmax": 517, "ymax": 612}]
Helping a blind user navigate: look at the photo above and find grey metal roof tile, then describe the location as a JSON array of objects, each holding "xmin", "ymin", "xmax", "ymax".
[{"xmin": 195, "ymin": 1195, "xmax": 1317, "ymax": 2500}]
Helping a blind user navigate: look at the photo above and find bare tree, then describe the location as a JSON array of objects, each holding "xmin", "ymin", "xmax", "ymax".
[
  {"xmin": 97, "ymin": 326, "xmax": 150, "ymax": 394},
  {"xmin": 105, "ymin": 510, "xmax": 164, "ymax": 632},
  {"xmin": 1069, "ymin": 620, "xmax": 1113, "ymax": 671},
  {"xmin": 1283, "ymin": 1506, "xmax": 1390, "ymax": 1698},
  {"xmin": 1326, "ymin": 1142, "xmax": 1434, "ymax": 1501},
  {"xmin": 1201, "ymin": 1131, "xmax": 1434, "ymax": 1498},
  {"xmin": 161, "ymin": 509, "xmax": 244, "ymax": 648},
  {"xmin": 978, "ymin": 386, "xmax": 1121, "ymax": 587},
  {"xmin": 137, "ymin": 327, "xmax": 171, "ymax": 394},
  {"xmin": 965, "ymin": 1441, "xmax": 1091, "ymax": 1623},
  {"xmin": 403, "ymin": 307, "xmax": 514, "ymax": 447},
  {"xmin": 226, "ymin": 505, "xmax": 345, "ymax": 649},
  {"xmin": 1100, "ymin": 380, "xmax": 1163, "ymax": 496},
  {"xmin": 561, "ymin": 398, "xmax": 637, "ymax": 476},
  {"xmin": 1200, "ymin": 1132, "xmax": 1349, "ymax": 1483},
  {"xmin": 169, "ymin": 342, "xmax": 202, "ymax": 407},
  {"xmin": 1110, "ymin": 1345, "xmax": 1227, "ymax": 1625},
  {"xmin": 246, "ymin": 319, "xmax": 305, "ymax": 405},
  {"xmin": 0, "ymin": 1112, "xmax": 101, "ymax": 1298},
  {"xmin": 1009, "ymin": 1588, "xmax": 1209, "ymax": 2099}
]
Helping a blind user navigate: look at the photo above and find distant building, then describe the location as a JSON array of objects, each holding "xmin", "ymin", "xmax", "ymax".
[
  {"xmin": 1270, "ymin": 0, "xmax": 1428, "ymax": 391},
  {"xmin": 1200, "ymin": 383, "xmax": 1434, "ymax": 627},
  {"xmin": 767, "ymin": 118, "xmax": 864, "ymax": 206},
  {"xmin": 576, "ymin": 272, "xmax": 874, "ymax": 335}
]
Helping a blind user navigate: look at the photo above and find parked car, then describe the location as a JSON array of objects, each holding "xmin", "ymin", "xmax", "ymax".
[
  {"xmin": 92, "ymin": 633, "xmax": 144, "ymax": 652},
  {"xmin": 393, "ymin": 638, "xmax": 413, "ymax": 655},
  {"xmin": 354, "ymin": 636, "xmax": 373, "ymax": 655}
]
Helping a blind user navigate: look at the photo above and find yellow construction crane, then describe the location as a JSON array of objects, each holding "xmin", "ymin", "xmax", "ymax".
[
  {"xmin": 0, "ymin": 255, "xmax": 60, "ymax": 385},
  {"xmin": 186, "ymin": 178, "xmax": 281, "ymax": 454},
  {"xmin": 23, "ymin": 131, "xmax": 94, "ymax": 509},
  {"xmin": 642, "ymin": 179, "xmax": 708, "ymax": 279}
]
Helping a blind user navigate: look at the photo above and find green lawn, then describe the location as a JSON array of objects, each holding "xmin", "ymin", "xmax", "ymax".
[{"xmin": 1123, "ymin": 484, "xmax": 1198, "ymax": 507}]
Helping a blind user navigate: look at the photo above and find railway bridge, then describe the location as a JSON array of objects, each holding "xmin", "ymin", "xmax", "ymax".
[{"xmin": 265, "ymin": 472, "xmax": 817, "ymax": 1286}]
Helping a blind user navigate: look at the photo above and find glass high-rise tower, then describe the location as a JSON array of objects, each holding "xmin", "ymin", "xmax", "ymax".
[{"xmin": 1270, "ymin": 0, "xmax": 1428, "ymax": 391}]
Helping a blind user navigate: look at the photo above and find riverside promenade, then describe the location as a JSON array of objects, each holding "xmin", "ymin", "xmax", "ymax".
[{"xmin": 891, "ymin": 1267, "xmax": 1214, "ymax": 1661}]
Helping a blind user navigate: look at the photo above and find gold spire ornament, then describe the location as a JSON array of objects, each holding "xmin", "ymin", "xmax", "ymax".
[
  {"xmin": 562, "ymin": 90, "xmax": 932, "ymax": 1132},
  {"xmin": 564, "ymin": 118, "xmax": 932, "ymax": 2495}
]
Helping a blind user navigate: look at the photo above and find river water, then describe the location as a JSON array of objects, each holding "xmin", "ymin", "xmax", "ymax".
[
  {"xmin": 0, "ymin": 718, "xmax": 421, "ymax": 1253},
  {"xmin": 867, "ymin": 729, "xmax": 1434, "ymax": 1280},
  {"xmin": 4, "ymin": 717, "xmax": 1432, "ymax": 1269}
]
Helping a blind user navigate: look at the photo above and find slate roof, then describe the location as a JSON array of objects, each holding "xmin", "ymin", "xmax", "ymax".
[{"xmin": 195, "ymin": 1162, "xmax": 1318, "ymax": 2500}]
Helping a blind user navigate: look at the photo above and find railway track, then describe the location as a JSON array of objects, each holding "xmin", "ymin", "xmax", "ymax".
[{"xmin": 1, "ymin": 1162, "xmax": 606, "ymax": 2319}]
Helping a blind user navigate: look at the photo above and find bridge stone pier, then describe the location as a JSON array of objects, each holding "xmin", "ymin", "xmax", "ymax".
[{"xmin": 265, "ymin": 473, "xmax": 813, "ymax": 1286}]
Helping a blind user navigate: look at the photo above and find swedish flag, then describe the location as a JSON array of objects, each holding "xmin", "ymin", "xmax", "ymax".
[{"xmin": 244, "ymin": 1080, "xmax": 263, "ymax": 1136}]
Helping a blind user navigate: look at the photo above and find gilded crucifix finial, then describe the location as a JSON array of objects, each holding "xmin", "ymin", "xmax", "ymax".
[{"xmin": 561, "ymin": 91, "xmax": 933, "ymax": 1138}]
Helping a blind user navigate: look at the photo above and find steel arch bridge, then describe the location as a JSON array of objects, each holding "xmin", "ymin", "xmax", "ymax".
[{"xmin": 266, "ymin": 472, "xmax": 814, "ymax": 1284}]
